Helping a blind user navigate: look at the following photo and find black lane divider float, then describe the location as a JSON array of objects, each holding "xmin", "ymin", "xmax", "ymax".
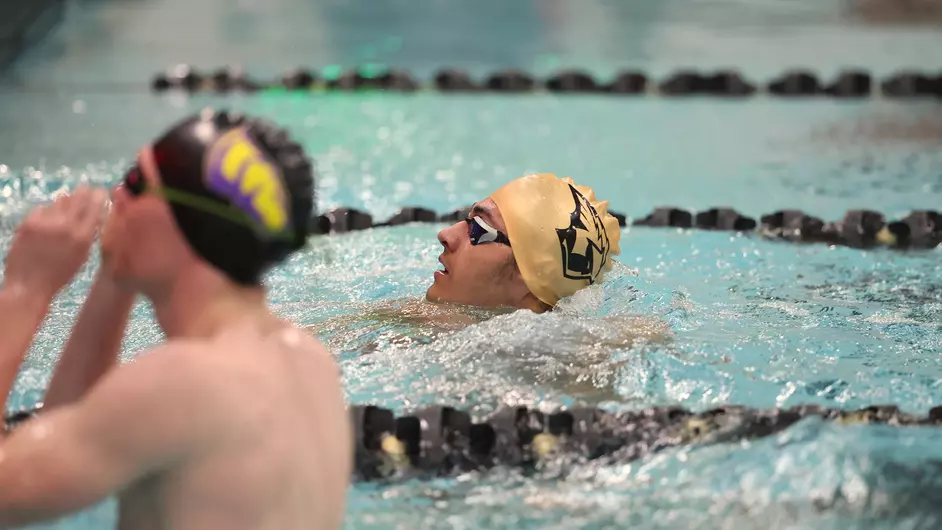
[
  {"xmin": 309, "ymin": 205, "xmax": 941, "ymax": 251},
  {"xmin": 150, "ymin": 65, "xmax": 942, "ymax": 99},
  {"xmin": 7, "ymin": 402, "xmax": 942, "ymax": 481},
  {"xmin": 347, "ymin": 403, "xmax": 942, "ymax": 481}
]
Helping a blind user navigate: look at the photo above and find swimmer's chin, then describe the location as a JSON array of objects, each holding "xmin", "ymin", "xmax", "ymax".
[
  {"xmin": 425, "ymin": 284, "xmax": 542, "ymax": 315},
  {"xmin": 424, "ymin": 285, "xmax": 444, "ymax": 303},
  {"xmin": 423, "ymin": 287, "xmax": 465, "ymax": 308}
]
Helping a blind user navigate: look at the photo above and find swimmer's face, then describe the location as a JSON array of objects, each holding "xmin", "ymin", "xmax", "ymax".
[
  {"xmin": 103, "ymin": 146, "xmax": 194, "ymax": 290},
  {"xmin": 426, "ymin": 198, "xmax": 533, "ymax": 309}
]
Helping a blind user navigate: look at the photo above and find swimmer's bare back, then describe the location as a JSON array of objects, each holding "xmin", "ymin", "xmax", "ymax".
[{"xmin": 0, "ymin": 318, "xmax": 352, "ymax": 530}]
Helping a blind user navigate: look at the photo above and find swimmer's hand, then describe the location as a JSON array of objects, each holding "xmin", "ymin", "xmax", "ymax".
[
  {"xmin": 0, "ymin": 187, "xmax": 108, "ymax": 408},
  {"xmin": 3, "ymin": 186, "xmax": 108, "ymax": 300}
]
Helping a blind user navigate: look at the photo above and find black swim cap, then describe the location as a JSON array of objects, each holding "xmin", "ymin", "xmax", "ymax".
[{"xmin": 148, "ymin": 108, "xmax": 314, "ymax": 285}]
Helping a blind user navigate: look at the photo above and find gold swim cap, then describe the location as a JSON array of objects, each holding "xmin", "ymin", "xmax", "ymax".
[{"xmin": 490, "ymin": 173, "xmax": 621, "ymax": 306}]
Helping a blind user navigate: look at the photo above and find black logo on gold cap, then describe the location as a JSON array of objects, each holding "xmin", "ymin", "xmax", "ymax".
[{"xmin": 555, "ymin": 184, "xmax": 611, "ymax": 283}]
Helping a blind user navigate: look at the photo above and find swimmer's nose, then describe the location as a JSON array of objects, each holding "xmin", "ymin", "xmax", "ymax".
[
  {"xmin": 438, "ymin": 229, "xmax": 451, "ymax": 252},
  {"xmin": 438, "ymin": 223, "xmax": 460, "ymax": 253}
]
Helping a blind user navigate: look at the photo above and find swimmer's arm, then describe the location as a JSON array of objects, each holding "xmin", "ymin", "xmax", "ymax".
[
  {"xmin": 0, "ymin": 345, "xmax": 219, "ymax": 527},
  {"xmin": 0, "ymin": 286, "xmax": 54, "ymax": 409},
  {"xmin": 43, "ymin": 275, "xmax": 136, "ymax": 409},
  {"xmin": 304, "ymin": 298, "xmax": 410, "ymax": 335},
  {"xmin": 306, "ymin": 298, "xmax": 475, "ymax": 336},
  {"xmin": 601, "ymin": 314, "xmax": 674, "ymax": 345}
]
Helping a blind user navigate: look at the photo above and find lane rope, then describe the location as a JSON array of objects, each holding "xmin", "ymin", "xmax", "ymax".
[
  {"xmin": 306, "ymin": 205, "xmax": 941, "ymax": 251},
  {"xmin": 150, "ymin": 65, "xmax": 942, "ymax": 99}
]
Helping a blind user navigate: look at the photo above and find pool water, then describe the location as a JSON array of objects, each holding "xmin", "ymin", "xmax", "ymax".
[
  {"xmin": 3, "ymin": 0, "xmax": 942, "ymax": 529},
  {"xmin": 3, "ymin": 92, "xmax": 941, "ymax": 530}
]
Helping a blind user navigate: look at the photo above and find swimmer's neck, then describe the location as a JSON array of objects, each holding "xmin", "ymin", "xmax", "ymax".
[{"xmin": 149, "ymin": 265, "xmax": 273, "ymax": 340}]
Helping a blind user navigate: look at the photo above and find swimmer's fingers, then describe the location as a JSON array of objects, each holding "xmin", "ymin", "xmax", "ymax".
[
  {"xmin": 18, "ymin": 203, "xmax": 61, "ymax": 236},
  {"xmin": 28, "ymin": 187, "xmax": 76, "ymax": 229},
  {"xmin": 54, "ymin": 193, "xmax": 74, "ymax": 216},
  {"xmin": 48, "ymin": 186, "xmax": 72, "ymax": 211},
  {"xmin": 4, "ymin": 189, "xmax": 102, "ymax": 296},
  {"xmin": 56, "ymin": 186, "xmax": 85, "ymax": 221},
  {"xmin": 70, "ymin": 186, "xmax": 108, "ymax": 238}
]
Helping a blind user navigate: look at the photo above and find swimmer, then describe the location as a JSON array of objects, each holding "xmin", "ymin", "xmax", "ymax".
[
  {"xmin": 0, "ymin": 110, "xmax": 351, "ymax": 529},
  {"xmin": 314, "ymin": 173, "xmax": 623, "ymax": 328},
  {"xmin": 426, "ymin": 172, "xmax": 621, "ymax": 312},
  {"xmin": 314, "ymin": 173, "xmax": 657, "ymax": 324},
  {"xmin": 311, "ymin": 174, "xmax": 669, "ymax": 366}
]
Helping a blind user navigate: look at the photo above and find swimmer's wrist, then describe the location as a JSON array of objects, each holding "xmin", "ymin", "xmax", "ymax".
[
  {"xmin": 0, "ymin": 282, "xmax": 54, "ymax": 312},
  {"xmin": 91, "ymin": 270, "xmax": 135, "ymax": 297}
]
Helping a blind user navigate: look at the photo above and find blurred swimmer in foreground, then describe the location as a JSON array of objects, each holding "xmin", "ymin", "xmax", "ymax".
[{"xmin": 0, "ymin": 110, "xmax": 351, "ymax": 529}]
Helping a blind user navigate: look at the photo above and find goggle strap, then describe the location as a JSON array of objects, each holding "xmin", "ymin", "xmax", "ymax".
[{"xmin": 155, "ymin": 186, "xmax": 295, "ymax": 242}]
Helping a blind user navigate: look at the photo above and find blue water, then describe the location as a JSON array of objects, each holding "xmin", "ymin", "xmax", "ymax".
[{"xmin": 3, "ymin": 0, "xmax": 942, "ymax": 529}]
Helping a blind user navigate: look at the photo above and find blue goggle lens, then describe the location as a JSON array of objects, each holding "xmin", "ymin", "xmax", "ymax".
[{"xmin": 466, "ymin": 216, "xmax": 511, "ymax": 247}]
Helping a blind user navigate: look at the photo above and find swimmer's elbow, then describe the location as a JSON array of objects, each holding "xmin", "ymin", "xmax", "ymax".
[
  {"xmin": 0, "ymin": 412, "xmax": 126, "ymax": 527},
  {"xmin": 2, "ymin": 405, "xmax": 42, "ymax": 437},
  {"xmin": 0, "ymin": 490, "xmax": 100, "ymax": 529},
  {"xmin": 0, "ymin": 475, "xmax": 117, "ymax": 528}
]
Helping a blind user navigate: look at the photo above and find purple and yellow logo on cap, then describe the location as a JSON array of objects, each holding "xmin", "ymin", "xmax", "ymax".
[{"xmin": 204, "ymin": 127, "xmax": 290, "ymax": 234}]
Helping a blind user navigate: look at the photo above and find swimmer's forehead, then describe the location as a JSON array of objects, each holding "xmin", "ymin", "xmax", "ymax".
[{"xmin": 470, "ymin": 198, "xmax": 507, "ymax": 231}]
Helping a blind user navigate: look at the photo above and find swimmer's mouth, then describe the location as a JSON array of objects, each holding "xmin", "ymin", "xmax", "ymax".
[{"xmin": 438, "ymin": 256, "xmax": 449, "ymax": 275}]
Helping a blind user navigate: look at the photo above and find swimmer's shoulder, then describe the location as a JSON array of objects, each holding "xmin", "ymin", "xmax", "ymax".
[
  {"xmin": 62, "ymin": 341, "xmax": 247, "ymax": 440},
  {"xmin": 269, "ymin": 324, "xmax": 342, "ymax": 375},
  {"xmin": 120, "ymin": 340, "xmax": 230, "ymax": 389},
  {"xmin": 151, "ymin": 325, "xmax": 338, "ymax": 373},
  {"xmin": 223, "ymin": 319, "xmax": 341, "ymax": 376}
]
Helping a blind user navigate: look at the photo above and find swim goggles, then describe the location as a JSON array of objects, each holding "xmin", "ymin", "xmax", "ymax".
[
  {"xmin": 466, "ymin": 215, "xmax": 511, "ymax": 247},
  {"xmin": 122, "ymin": 165, "xmax": 297, "ymax": 241}
]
